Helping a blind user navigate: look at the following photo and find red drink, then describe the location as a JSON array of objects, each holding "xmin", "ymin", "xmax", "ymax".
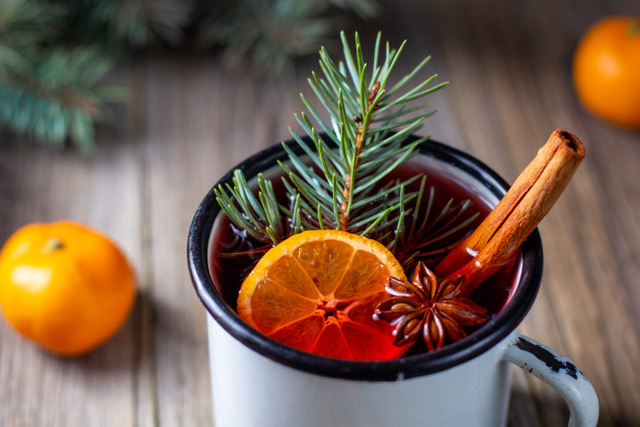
[{"xmin": 209, "ymin": 155, "xmax": 522, "ymax": 358}]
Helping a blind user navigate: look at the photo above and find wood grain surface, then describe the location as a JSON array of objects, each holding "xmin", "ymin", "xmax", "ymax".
[{"xmin": 1, "ymin": 0, "xmax": 640, "ymax": 425}]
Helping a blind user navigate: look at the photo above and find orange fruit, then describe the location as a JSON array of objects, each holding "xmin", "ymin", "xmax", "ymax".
[
  {"xmin": 573, "ymin": 16, "xmax": 640, "ymax": 130},
  {"xmin": 0, "ymin": 221, "xmax": 136, "ymax": 356},
  {"xmin": 237, "ymin": 229, "xmax": 409, "ymax": 360}
]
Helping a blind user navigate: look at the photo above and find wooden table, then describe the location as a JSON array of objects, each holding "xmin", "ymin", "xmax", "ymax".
[{"xmin": 1, "ymin": 1, "xmax": 639, "ymax": 425}]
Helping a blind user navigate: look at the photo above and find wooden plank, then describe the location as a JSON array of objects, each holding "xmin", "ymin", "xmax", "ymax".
[
  {"xmin": 140, "ymin": 53, "xmax": 306, "ymax": 425},
  {"xmin": 1, "ymin": 0, "xmax": 640, "ymax": 426},
  {"xmin": 0, "ymin": 94, "xmax": 144, "ymax": 425},
  {"xmin": 386, "ymin": 1, "xmax": 640, "ymax": 426}
]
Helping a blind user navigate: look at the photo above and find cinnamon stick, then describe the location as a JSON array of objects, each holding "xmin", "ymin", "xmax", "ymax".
[{"xmin": 435, "ymin": 129, "xmax": 586, "ymax": 294}]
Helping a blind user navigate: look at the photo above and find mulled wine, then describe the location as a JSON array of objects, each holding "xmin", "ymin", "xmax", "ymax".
[{"xmin": 208, "ymin": 153, "xmax": 522, "ymax": 358}]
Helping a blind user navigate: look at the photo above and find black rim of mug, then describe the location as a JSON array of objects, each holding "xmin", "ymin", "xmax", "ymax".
[{"xmin": 187, "ymin": 135, "xmax": 543, "ymax": 381}]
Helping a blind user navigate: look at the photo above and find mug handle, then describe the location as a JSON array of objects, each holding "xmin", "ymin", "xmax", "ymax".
[{"xmin": 502, "ymin": 333, "xmax": 599, "ymax": 427}]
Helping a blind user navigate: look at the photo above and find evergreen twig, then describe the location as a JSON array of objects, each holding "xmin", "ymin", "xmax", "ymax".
[
  {"xmin": 0, "ymin": 0, "xmax": 380, "ymax": 149},
  {"xmin": 72, "ymin": 0, "xmax": 194, "ymax": 49},
  {"xmin": 196, "ymin": 0, "xmax": 380, "ymax": 75},
  {"xmin": 216, "ymin": 32, "xmax": 457, "ymax": 248},
  {"xmin": 0, "ymin": 47, "xmax": 124, "ymax": 153},
  {"xmin": 0, "ymin": 0, "xmax": 65, "ymax": 76}
]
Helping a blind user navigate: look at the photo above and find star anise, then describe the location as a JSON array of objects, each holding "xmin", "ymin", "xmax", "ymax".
[{"xmin": 374, "ymin": 262, "xmax": 489, "ymax": 351}]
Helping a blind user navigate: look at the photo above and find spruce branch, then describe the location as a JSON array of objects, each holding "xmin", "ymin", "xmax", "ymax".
[
  {"xmin": 327, "ymin": 0, "xmax": 380, "ymax": 20},
  {"xmin": 0, "ymin": 47, "xmax": 124, "ymax": 152},
  {"xmin": 217, "ymin": 32, "xmax": 464, "ymax": 252},
  {"xmin": 74, "ymin": 0, "xmax": 194, "ymax": 49},
  {"xmin": 391, "ymin": 181, "xmax": 481, "ymax": 269},
  {"xmin": 214, "ymin": 171, "xmax": 287, "ymax": 246},
  {"xmin": 197, "ymin": 0, "xmax": 380, "ymax": 75},
  {"xmin": 282, "ymin": 31, "xmax": 441, "ymax": 236},
  {"xmin": 0, "ymin": 1, "xmax": 129, "ymax": 150},
  {"xmin": 0, "ymin": 0, "xmax": 66, "ymax": 77},
  {"xmin": 1, "ymin": 0, "xmax": 385, "ymax": 150},
  {"xmin": 198, "ymin": 0, "xmax": 332, "ymax": 75}
]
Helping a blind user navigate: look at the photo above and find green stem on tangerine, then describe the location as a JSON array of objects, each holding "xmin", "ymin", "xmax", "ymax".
[{"xmin": 42, "ymin": 237, "xmax": 64, "ymax": 253}]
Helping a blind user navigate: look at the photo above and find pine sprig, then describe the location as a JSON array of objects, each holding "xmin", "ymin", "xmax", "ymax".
[
  {"xmin": 215, "ymin": 171, "xmax": 287, "ymax": 245},
  {"xmin": 0, "ymin": 48, "xmax": 125, "ymax": 152},
  {"xmin": 1, "ymin": 1, "xmax": 380, "ymax": 149},
  {"xmin": 0, "ymin": 0, "xmax": 127, "ymax": 150},
  {"xmin": 197, "ymin": 0, "xmax": 380, "ymax": 75},
  {"xmin": 328, "ymin": 0, "xmax": 380, "ymax": 20},
  {"xmin": 216, "ymin": 32, "xmax": 451, "ymax": 248},
  {"xmin": 0, "ymin": 0, "xmax": 193, "ymax": 151},
  {"xmin": 74, "ymin": 0, "xmax": 194, "ymax": 49},
  {"xmin": 282, "ymin": 32, "xmax": 447, "ymax": 236},
  {"xmin": 0, "ymin": 0, "xmax": 65, "ymax": 76},
  {"xmin": 198, "ymin": 0, "xmax": 333, "ymax": 75},
  {"xmin": 392, "ymin": 177, "xmax": 481, "ymax": 269}
]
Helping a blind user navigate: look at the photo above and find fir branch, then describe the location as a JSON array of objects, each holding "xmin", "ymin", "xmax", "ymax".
[
  {"xmin": 0, "ymin": 48, "xmax": 123, "ymax": 152},
  {"xmin": 215, "ymin": 171, "xmax": 286, "ymax": 246},
  {"xmin": 1, "ymin": 1, "xmax": 383, "ymax": 149},
  {"xmin": 198, "ymin": 0, "xmax": 332, "ymax": 75},
  {"xmin": 392, "ymin": 181, "xmax": 481, "ymax": 269},
  {"xmin": 197, "ymin": 0, "xmax": 380, "ymax": 75},
  {"xmin": 338, "ymin": 80, "xmax": 379, "ymax": 229},
  {"xmin": 0, "ymin": 0, "xmax": 66, "ymax": 76},
  {"xmin": 216, "ymin": 31, "xmax": 480, "ymax": 267},
  {"xmin": 283, "ymin": 31, "xmax": 446, "ymax": 236},
  {"xmin": 327, "ymin": 0, "xmax": 380, "ymax": 20},
  {"xmin": 73, "ymin": 0, "xmax": 194, "ymax": 49},
  {"xmin": 216, "ymin": 32, "xmax": 452, "ymax": 247}
]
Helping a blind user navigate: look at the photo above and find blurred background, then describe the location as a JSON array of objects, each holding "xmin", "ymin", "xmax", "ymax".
[{"xmin": 1, "ymin": 0, "xmax": 640, "ymax": 426}]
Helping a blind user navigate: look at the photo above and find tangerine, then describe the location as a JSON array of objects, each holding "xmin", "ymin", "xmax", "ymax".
[
  {"xmin": 237, "ymin": 229, "xmax": 409, "ymax": 360},
  {"xmin": 573, "ymin": 16, "xmax": 640, "ymax": 130},
  {"xmin": 0, "ymin": 221, "xmax": 136, "ymax": 356}
]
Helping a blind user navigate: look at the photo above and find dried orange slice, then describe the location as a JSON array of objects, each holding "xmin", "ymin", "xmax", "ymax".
[{"xmin": 237, "ymin": 229, "xmax": 409, "ymax": 360}]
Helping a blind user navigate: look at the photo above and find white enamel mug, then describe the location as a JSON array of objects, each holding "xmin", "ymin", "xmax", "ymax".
[{"xmin": 188, "ymin": 136, "xmax": 599, "ymax": 427}]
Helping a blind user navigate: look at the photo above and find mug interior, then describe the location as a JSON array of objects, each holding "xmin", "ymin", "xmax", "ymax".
[{"xmin": 187, "ymin": 135, "xmax": 543, "ymax": 381}]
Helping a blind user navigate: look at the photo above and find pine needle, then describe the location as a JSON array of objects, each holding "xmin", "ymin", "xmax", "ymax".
[{"xmin": 216, "ymin": 32, "xmax": 450, "ymax": 246}]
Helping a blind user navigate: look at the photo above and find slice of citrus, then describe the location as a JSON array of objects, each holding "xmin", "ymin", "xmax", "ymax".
[{"xmin": 237, "ymin": 229, "xmax": 409, "ymax": 360}]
